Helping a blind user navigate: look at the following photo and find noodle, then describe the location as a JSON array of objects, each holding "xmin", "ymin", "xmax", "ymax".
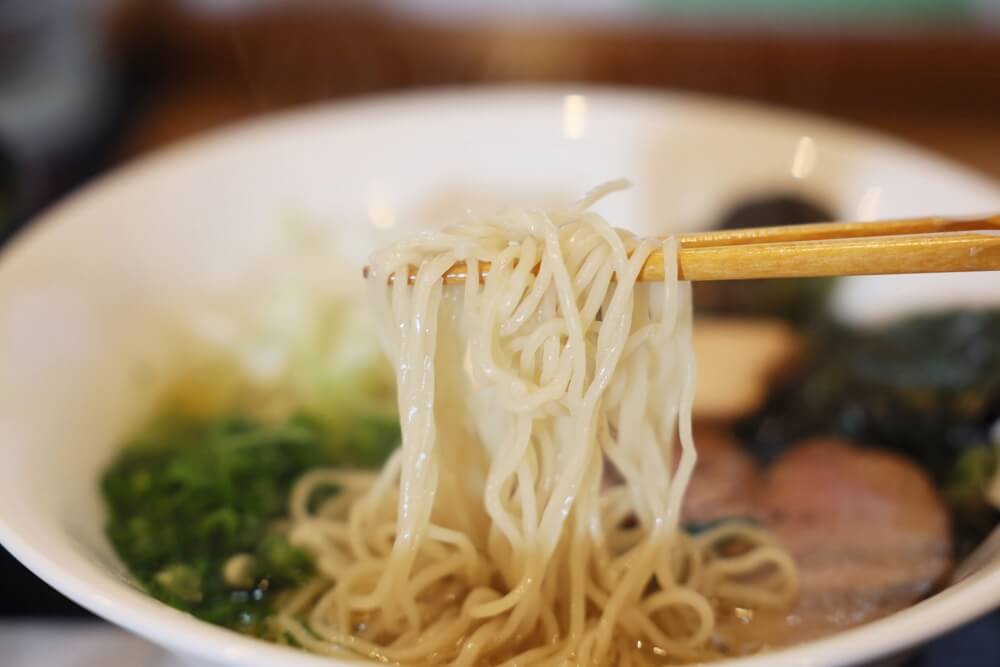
[{"xmin": 276, "ymin": 182, "xmax": 799, "ymax": 665}]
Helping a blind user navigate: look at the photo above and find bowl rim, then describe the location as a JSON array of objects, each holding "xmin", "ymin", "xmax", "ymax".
[{"xmin": 1, "ymin": 84, "xmax": 998, "ymax": 667}]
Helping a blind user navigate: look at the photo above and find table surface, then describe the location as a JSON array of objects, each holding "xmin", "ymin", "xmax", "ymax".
[
  {"xmin": 1, "ymin": 613, "xmax": 997, "ymax": 667},
  {"xmin": 0, "ymin": 622, "xmax": 181, "ymax": 667}
]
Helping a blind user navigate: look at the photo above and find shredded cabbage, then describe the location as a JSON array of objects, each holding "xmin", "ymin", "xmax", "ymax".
[{"xmin": 149, "ymin": 216, "xmax": 396, "ymax": 426}]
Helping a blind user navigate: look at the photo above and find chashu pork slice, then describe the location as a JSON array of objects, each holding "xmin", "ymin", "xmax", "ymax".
[{"xmin": 684, "ymin": 434, "xmax": 953, "ymax": 652}]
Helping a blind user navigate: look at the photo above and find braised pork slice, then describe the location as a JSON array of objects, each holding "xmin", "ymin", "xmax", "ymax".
[
  {"xmin": 683, "ymin": 427, "xmax": 757, "ymax": 521},
  {"xmin": 684, "ymin": 436, "xmax": 953, "ymax": 651}
]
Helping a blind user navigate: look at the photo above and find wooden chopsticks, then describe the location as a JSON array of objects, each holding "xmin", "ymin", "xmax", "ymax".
[
  {"xmin": 364, "ymin": 214, "xmax": 1000, "ymax": 284},
  {"xmin": 663, "ymin": 214, "xmax": 1000, "ymax": 281}
]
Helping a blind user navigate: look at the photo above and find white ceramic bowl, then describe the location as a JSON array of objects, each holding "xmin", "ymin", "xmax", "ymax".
[{"xmin": 0, "ymin": 88, "xmax": 998, "ymax": 667}]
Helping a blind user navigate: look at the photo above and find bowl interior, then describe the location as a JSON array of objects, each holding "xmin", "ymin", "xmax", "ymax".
[{"xmin": 0, "ymin": 88, "xmax": 998, "ymax": 667}]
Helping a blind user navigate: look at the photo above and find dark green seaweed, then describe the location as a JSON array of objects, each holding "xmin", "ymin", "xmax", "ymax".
[
  {"xmin": 693, "ymin": 194, "xmax": 836, "ymax": 326},
  {"xmin": 739, "ymin": 309, "xmax": 1000, "ymax": 553}
]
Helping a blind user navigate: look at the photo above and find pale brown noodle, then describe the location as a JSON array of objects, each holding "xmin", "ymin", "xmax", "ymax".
[{"xmin": 274, "ymin": 183, "xmax": 799, "ymax": 665}]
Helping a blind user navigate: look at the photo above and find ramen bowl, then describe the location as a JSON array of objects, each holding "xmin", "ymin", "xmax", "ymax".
[{"xmin": 0, "ymin": 88, "xmax": 998, "ymax": 667}]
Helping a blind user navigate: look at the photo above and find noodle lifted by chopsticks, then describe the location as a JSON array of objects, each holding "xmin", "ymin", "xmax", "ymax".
[{"xmin": 276, "ymin": 182, "xmax": 799, "ymax": 665}]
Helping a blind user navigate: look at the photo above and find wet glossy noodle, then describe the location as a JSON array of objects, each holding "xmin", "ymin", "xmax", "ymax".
[{"xmin": 276, "ymin": 182, "xmax": 799, "ymax": 665}]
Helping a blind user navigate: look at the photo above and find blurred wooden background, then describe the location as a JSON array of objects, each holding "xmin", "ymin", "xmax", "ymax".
[{"xmin": 107, "ymin": 3, "xmax": 1000, "ymax": 178}]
